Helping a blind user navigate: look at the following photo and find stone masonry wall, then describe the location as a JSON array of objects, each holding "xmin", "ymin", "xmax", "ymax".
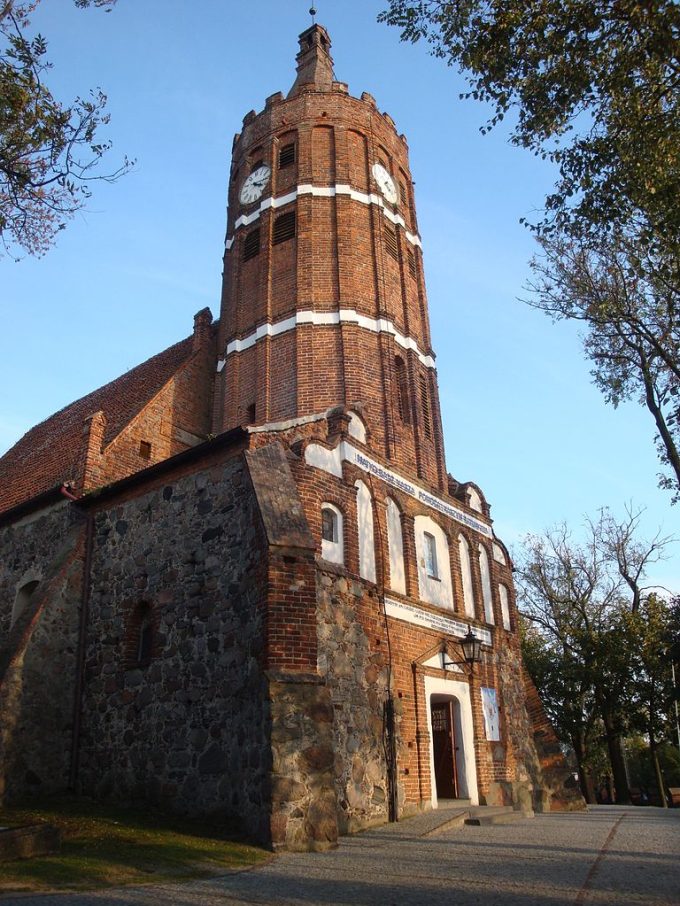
[
  {"xmin": 317, "ymin": 568, "xmax": 392, "ymax": 834},
  {"xmin": 0, "ymin": 502, "xmax": 84, "ymax": 803},
  {"xmin": 78, "ymin": 454, "xmax": 272, "ymax": 841}
]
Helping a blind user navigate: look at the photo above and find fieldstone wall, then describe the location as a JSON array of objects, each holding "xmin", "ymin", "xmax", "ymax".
[
  {"xmin": 0, "ymin": 502, "xmax": 84, "ymax": 803},
  {"xmin": 496, "ymin": 642, "xmax": 584, "ymax": 811},
  {"xmin": 78, "ymin": 456, "xmax": 273, "ymax": 841},
  {"xmin": 316, "ymin": 568, "xmax": 392, "ymax": 834}
]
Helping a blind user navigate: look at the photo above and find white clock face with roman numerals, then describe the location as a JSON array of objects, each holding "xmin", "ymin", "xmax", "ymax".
[
  {"xmin": 372, "ymin": 162, "xmax": 398, "ymax": 205},
  {"xmin": 239, "ymin": 165, "xmax": 271, "ymax": 205}
]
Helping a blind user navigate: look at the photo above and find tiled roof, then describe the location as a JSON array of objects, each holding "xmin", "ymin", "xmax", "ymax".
[{"xmin": 0, "ymin": 335, "xmax": 195, "ymax": 515}]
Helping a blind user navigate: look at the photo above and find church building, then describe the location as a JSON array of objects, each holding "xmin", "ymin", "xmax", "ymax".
[{"xmin": 0, "ymin": 23, "xmax": 583, "ymax": 850}]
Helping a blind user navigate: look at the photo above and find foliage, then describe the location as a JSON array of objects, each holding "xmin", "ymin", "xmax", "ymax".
[
  {"xmin": 0, "ymin": 0, "xmax": 129, "ymax": 259},
  {"xmin": 378, "ymin": 1, "xmax": 680, "ymax": 242},
  {"xmin": 527, "ymin": 230, "xmax": 680, "ymax": 500},
  {"xmin": 0, "ymin": 794, "xmax": 268, "ymax": 893},
  {"xmin": 516, "ymin": 506, "xmax": 674, "ymax": 801},
  {"xmin": 379, "ymin": 2, "xmax": 680, "ymax": 498},
  {"xmin": 626, "ymin": 736, "xmax": 680, "ymax": 793}
]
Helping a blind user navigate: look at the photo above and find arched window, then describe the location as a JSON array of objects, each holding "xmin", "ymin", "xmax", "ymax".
[
  {"xmin": 347, "ymin": 410, "xmax": 367, "ymax": 444},
  {"xmin": 11, "ymin": 579, "xmax": 39, "ymax": 627},
  {"xmin": 414, "ymin": 515, "xmax": 453, "ymax": 609},
  {"xmin": 458, "ymin": 535, "xmax": 475, "ymax": 618},
  {"xmin": 386, "ymin": 497, "xmax": 405, "ymax": 595},
  {"xmin": 479, "ymin": 545, "xmax": 494, "ymax": 624},
  {"xmin": 321, "ymin": 503, "xmax": 344, "ymax": 565},
  {"xmin": 499, "ymin": 584, "xmax": 511, "ymax": 631},
  {"xmin": 355, "ymin": 481, "xmax": 376, "ymax": 582}
]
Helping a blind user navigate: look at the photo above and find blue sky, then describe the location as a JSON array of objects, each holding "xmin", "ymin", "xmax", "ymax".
[{"xmin": 1, "ymin": 0, "xmax": 677, "ymax": 589}]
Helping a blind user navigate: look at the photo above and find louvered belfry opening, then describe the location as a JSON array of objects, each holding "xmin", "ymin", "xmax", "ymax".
[{"xmin": 273, "ymin": 210, "xmax": 296, "ymax": 244}]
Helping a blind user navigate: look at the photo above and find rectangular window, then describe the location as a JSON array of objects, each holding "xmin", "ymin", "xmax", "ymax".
[
  {"xmin": 420, "ymin": 373, "xmax": 432, "ymax": 439},
  {"xmin": 424, "ymin": 532, "xmax": 438, "ymax": 578},
  {"xmin": 384, "ymin": 223, "xmax": 399, "ymax": 261},
  {"xmin": 279, "ymin": 143, "xmax": 295, "ymax": 168},
  {"xmin": 273, "ymin": 210, "xmax": 296, "ymax": 244},
  {"xmin": 243, "ymin": 228, "xmax": 260, "ymax": 261},
  {"xmin": 395, "ymin": 356, "xmax": 411, "ymax": 425},
  {"xmin": 399, "ymin": 181, "xmax": 408, "ymax": 205},
  {"xmin": 139, "ymin": 440, "xmax": 152, "ymax": 460}
]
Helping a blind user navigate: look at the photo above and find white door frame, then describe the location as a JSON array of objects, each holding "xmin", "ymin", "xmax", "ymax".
[{"xmin": 424, "ymin": 675, "xmax": 479, "ymax": 807}]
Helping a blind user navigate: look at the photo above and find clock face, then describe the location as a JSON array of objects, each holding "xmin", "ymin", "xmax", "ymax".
[
  {"xmin": 239, "ymin": 165, "xmax": 271, "ymax": 205},
  {"xmin": 372, "ymin": 162, "xmax": 398, "ymax": 205}
]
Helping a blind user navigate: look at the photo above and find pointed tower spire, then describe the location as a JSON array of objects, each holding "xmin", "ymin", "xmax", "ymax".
[{"xmin": 288, "ymin": 22, "xmax": 334, "ymax": 97}]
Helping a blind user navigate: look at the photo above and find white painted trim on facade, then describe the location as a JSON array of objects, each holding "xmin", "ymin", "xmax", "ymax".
[
  {"xmin": 224, "ymin": 183, "xmax": 422, "ymax": 250},
  {"xmin": 222, "ymin": 308, "xmax": 436, "ymax": 369},
  {"xmin": 304, "ymin": 441, "xmax": 494, "ymax": 539},
  {"xmin": 383, "ymin": 597, "xmax": 492, "ymax": 646},
  {"xmin": 424, "ymin": 675, "xmax": 479, "ymax": 807}
]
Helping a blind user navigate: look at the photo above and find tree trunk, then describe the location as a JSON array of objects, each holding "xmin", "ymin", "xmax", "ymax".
[
  {"xmin": 649, "ymin": 730, "xmax": 668, "ymax": 808},
  {"xmin": 601, "ymin": 709, "xmax": 631, "ymax": 804},
  {"xmin": 572, "ymin": 730, "xmax": 597, "ymax": 803}
]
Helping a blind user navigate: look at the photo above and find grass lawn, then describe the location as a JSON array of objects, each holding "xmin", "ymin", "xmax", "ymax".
[{"xmin": 0, "ymin": 795, "xmax": 271, "ymax": 894}]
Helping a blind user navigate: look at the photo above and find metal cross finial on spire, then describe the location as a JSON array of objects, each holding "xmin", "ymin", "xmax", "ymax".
[{"xmin": 309, "ymin": 6, "xmax": 317, "ymax": 24}]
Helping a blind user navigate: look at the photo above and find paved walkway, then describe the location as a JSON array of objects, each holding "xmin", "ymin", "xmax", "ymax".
[{"xmin": 2, "ymin": 806, "xmax": 679, "ymax": 905}]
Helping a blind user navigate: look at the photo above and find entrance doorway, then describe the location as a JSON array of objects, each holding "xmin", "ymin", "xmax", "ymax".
[{"xmin": 431, "ymin": 700, "xmax": 458, "ymax": 799}]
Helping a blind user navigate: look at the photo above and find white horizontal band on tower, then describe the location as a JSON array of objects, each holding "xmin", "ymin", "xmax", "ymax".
[
  {"xmin": 216, "ymin": 308, "xmax": 436, "ymax": 369},
  {"xmin": 224, "ymin": 184, "xmax": 422, "ymax": 250}
]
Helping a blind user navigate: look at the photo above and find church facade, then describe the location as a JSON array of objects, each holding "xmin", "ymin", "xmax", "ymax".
[{"xmin": 0, "ymin": 24, "xmax": 583, "ymax": 851}]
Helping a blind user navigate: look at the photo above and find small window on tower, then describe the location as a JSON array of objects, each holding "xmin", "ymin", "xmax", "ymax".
[
  {"xmin": 246, "ymin": 402, "xmax": 256, "ymax": 424},
  {"xmin": 399, "ymin": 181, "xmax": 408, "ymax": 205},
  {"xmin": 139, "ymin": 440, "xmax": 152, "ymax": 460},
  {"xmin": 321, "ymin": 504, "xmax": 344, "ymax": 564},
  {"xmin": 407, "ymin": 248, "xmax": 417, "ymax": 279},
  {"xmin": 395, "ymin": 356, "xmax": 411, "ymax": 425},
  {"xmin": 243, "ymin": 228, "xmax": 260, "ymax": 261},
  {"xmin": 384, "ymin": 224, "xmax": 399, "ymax": 261},
  {"xmin": 420, "ymin": 373, "xmax": 432, "ymax": 439},
  {"xmin": 279, "ymin": 143, "xmax": 296, "ymax": 168},
  {"xmin": 273, "ymin": 210, "xmax": 296, "ymax": 244}
]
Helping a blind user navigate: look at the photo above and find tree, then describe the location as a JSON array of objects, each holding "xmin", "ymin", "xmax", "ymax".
[
  {"xmin": 0, "ymin": 0, "xmax": 129, "ymax": 258},
  {"xmin": 379, "ymin": 2, "xmax": 680, "ymax": 498},
  {"xmin": 378, "ymin": 2, "xmax": 680, "ymax": 242},
  {"xmin": 517, "ymin": 507, "xmax": 673, "ymax": 804},
  {"xmin": 527, "ymin": 231, "xmax": 680, "ymax": 501}
]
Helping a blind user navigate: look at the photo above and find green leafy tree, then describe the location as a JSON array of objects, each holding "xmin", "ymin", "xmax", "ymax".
[
  {"xmin": 516, "ymin": 507, "xmax": 673, "ymax": 804},
  {"xmin": 0, "ymin": 0, "xmax": 128, "ymax": 258},
  {"xmin": 527, "ymin": 230, "xmax": 680, "ymax": 501},
  {"xmin": 379, "ymin": 2, "xmax": 680, "ymax": 498},
  {"xmin": 378, "ymin": 1, "xmax": 680, "ymax": 242}
]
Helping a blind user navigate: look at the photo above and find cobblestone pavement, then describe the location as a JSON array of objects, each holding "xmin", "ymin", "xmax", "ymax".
[{"xmin": 1, "ymin": 806, "xmax": 678, "ymax": 905}]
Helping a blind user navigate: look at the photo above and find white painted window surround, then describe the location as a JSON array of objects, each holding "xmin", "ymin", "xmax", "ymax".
[
  {"xmin": 499, "ymin": 584, "xmax": 511, "ymax": 631},
  {"xmin": 320, "ymin": 503, "xmax": 344, "ymax": 565},
  {"xmin": 347, "ymin": 410, "xmax": 367, "ymax": 443},
  {"xmin": 414, "ymin": 515, "xmax": 453, "ymax": 610},
  {"xmin": 458, "ymin": 535, "xmax": 475, "ymax": 619},
  {"xmin": 479, "ymin": 544, "xmax": 495, "ymax": 624},
  {"xmin": 355, "ymin": 480, "xmax": 377, "ymax": 583},
  {"xmin": 468, "ymin": 487, "xmax": 483, "ymax": 513},
  {"xmin": 492, "ymin": 541, "xmax": 507, "ymax": 565},
  {"xmin": 386, "ymin": 497, "xmax": 406, "ymax": 595}
]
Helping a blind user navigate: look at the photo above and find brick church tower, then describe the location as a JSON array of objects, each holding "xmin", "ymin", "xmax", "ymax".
[
  {"xmin": 213, "ymin": 24, "xmax": 446, "ymax": 491},
  {"xmin": 0, "ymin": 19, "xmax": 584, "ymax": 854}
]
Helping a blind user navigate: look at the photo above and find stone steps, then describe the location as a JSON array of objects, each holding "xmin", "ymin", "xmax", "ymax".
[{"xmin": 464, "ymin": 806, "xmax": 535, "ymax": 827}]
